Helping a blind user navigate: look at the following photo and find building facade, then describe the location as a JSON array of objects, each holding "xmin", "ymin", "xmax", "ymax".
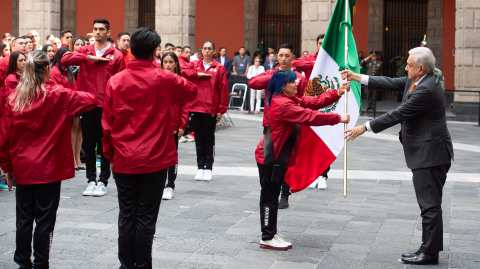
[{"xmin": 0, "ymin": 0, "xmax": 477, "ymax": 120}]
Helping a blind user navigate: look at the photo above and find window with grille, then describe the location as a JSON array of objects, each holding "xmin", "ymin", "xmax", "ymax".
[
  {"xmin": 383, "ymin": 0, "xmax": 428, "ymax": 78},
  {"xmin": 139, "ymin": 0, "xmax": 155, "ymax": 30},
  {"xmin": 258, "ymin": 0, "xmax": 302, "ymax": 57}
]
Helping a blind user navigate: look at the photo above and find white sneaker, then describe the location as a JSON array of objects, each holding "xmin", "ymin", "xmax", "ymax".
[
  {"xmin": 260, "ymin": 236, "xmax": 291, "ymax": 251},
  {"xmin": 274, "ymin": 234, "xmax": 292, "ymax": 249},
  {"xmin": 307, "ymin": 178, "xmax": 318, "ymax": 189},
  {"xmin": 185, "ymin": 134, "xmax": 195, "ymax": 142},
  {"xmin": 82, "ymin": 182, "xmax": 96, "ymax": 196},
  {"xmin": 178, "ymin": 136, "xmax": 187, "ymax": 143},
  {"xmin": 162, "ymin": 187, "xmax": 173, "ymax": 200},
  {"xmin": 194, "ymin": 169, "xmax": 204, "ymax": 181},
  {"xmin": 317, "ymin": 176, "xmax": 327, "ymax": 190},
  {"xmin": 93, "ymin": 182, "xmax": 107, "ymax": 196},
  {"xmin": 203, "ymin": 170, "xmax": 212, "ymax": 181}
]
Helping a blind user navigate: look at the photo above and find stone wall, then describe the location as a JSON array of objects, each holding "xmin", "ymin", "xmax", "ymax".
[
  {"xmin": 61, "ymin": 0, "xmax": 76, "ymax": 34},
  {"xmin": 301, "ymin": 0, "xmax": 334, "ymax": 55},
  {"xmin": 368, "ymin": 0, "xmax": 383, "ymax": 54},
  {"xmin": 12, "ymin": 0, "xmax": 19, "ymax": 37},
  {"xmin": 124, "ymin": 0, "xmax": 138, "ymax": 35},
  {"xmin": 454, "ymin": 0, "xmax": 480, "ymax": 121},
  {"xmin": 18, "ymin": 0, "xmax": 61, "ymax": 42},
  {"xmin": 155, "ymin": 0, "xmax": 195, "ymax": 49},
  {"xmin": 428, "ymin": 0, "xmax": 444, "ymax": 68},
  {"xmin": 244, "ymin": 0, "xmax": 259, "ymax": 54}
]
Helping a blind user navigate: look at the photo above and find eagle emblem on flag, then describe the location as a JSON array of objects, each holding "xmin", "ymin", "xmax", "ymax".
[{"xmin": 305, "ymin": 74, "xmax": 340, "ymax": 113}]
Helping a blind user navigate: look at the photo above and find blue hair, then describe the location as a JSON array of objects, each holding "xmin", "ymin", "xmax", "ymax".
[{"xmin": 266, "ymin": 70, "xmax": 297, "ymax": 107}]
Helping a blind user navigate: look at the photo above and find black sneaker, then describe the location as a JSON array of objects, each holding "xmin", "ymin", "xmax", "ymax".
[{"xmin": 279, "ymin": 195, "xmax": 289, "ymax": 209}]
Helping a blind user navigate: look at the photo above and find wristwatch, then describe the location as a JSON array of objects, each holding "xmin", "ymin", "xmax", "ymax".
[{"xmin": 363, "ymin": 123, "xmax": 368, "ymax": 131}]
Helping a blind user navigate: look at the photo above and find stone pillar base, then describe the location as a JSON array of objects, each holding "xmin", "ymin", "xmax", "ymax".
[{"xmin": 453, "ymin": 101, "xmax": 480, "ymax": 122}]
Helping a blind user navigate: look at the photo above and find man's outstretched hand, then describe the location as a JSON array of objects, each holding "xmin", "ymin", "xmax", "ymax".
[{"xmin": 344, "ymin": 125, "xmax": 367, "ymax": 142}]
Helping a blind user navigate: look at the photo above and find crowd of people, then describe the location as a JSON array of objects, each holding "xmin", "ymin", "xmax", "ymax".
[{"xmin": 0, "ymin": 17, "xmax": 452, "ymax": 268}]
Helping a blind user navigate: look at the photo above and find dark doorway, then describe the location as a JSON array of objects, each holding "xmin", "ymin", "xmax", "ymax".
[
  {"xmin": 383, "ymin": 0, "xmax": 428, "ymax": 78},
  {"xmin": 139, "ymin": 0, "xmax": 155, "ymax": 30},
  {"xmin": 258, "ymin": 0, "xmax": 302, "ymax": 58}
]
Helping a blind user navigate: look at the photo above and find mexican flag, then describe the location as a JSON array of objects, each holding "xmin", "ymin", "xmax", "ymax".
[{"xmin": 284, "ymin": 0, "xmax": 361, "ymax": 193}]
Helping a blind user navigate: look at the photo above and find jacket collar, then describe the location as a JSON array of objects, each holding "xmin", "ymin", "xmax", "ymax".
[
  {"xmin": 179, "ymin": 56, "xmax": 190, "ymax": 63},
  {"xmin": 86, "ymin": 43, "xmax": 116, "ymax": 57},
  {"xmin": 127, "ymin": 59, "xmax": 156, "ymax": 70}
]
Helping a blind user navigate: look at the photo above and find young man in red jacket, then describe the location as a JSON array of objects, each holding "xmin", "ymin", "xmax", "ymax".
[
  {"xmin": 248, "ymin": 43, "xmax": 308, "ymax": 210},
  {"xmin": 291, "ymin": 33, "xmax": 332, "ymax": 191},
  {"xmin": 62, "ymin": 19, "xmax": 126, "ymax": 197},
  {"xmin": 102, "ymin": 27, "xmax": 197, "ymax": 269},
  {"xmin": 182, "ymin": 40, "xmax": 229, "ymax": 181}
]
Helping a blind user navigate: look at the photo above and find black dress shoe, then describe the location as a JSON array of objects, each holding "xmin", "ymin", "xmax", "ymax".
[
  {"xmin": 279, "ymin": 195, "xmax": 289, "ymax": 209},
  {"xmin": 75, "ymin": 168, "xmax": 80, "ymax": 171},
  {"xmin": 402, "ymin": 252, "xmax": 439, "ymax": 265},
  {"xmin": 402, "ymin": 251, "xmax": 419, "ymax": 258},
  {"xmin": 78, "ymin": 166, "xmax": 86, "ymax": 170}
]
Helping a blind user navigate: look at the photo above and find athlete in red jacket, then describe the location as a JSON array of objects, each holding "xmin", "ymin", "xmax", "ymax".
[
  {"xmin": 1, "ymin": 51, "xmax": 25, "ymax": 116},
  {"xmin": 101, "ymin": 28, "xmax": 197, "ymax": 269},
  {"xmin": 178, "ymin": 46, "xmax": 192, "ymax": 69},
  {"xmin": 0, "ymin": 37, "xmax": 26, "ymax": 95},
  {"xmin": 0, "ymin": 51, "xmax": 97, "ymax": 268},
  {"xmin": 292, "ymin": 34, "xmax": 323, "ymax": 81},
  {"xmin": 50, "ymin": 48, "xmax": 75, "ymax": 90},
  {"xmin": 61, "ymin": 19, "xmax": 126, "ymax": 197},
  {"xmin": 160, "ymin": 51, "xmax": 190, "ymax": 200},
  {"xmin": 182, "ymin": 41, "xmax": 229, "ymax": 181},
  {"xmin": 256, "ymin": 69, "xmax": 349, "ymax": 251}
]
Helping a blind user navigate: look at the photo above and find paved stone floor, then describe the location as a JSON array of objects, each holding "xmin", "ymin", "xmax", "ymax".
[{"xmin": 0, "ymin": 111, "xmax": 479, "ymax": 269}]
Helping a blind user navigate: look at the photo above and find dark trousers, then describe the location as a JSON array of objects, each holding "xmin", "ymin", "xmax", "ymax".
[
  {"xmin": 412, "ymin": 163, "xmax": 450, "ymax": 254},
  {"xmin": 15, "ymin": 182, "xmax": 61, "ymax": 269},
  {"xmin": 115, "ymin": 169, "xmax": 167, "ymax": 269},
  {"xmin": 262, "ymin": 127, "xmax": 291, "ymax": 197},
  {"xmin": 258, "ymin": 163, "xmax": 288, "ymax": 241},
  {"xmin": 81, "ymin": 107, "xmax": 110, "ymax": 185},
  {"xmin": 192, "ymin": 112, "xmax": 216, "ymax": 170},
  {"xmin": 366, "ymin": 88, "xmax": 379, "ymax": 109},
  {"xmin": 166, "ymin": 133, "xmax": 179, "ymax": 189}
]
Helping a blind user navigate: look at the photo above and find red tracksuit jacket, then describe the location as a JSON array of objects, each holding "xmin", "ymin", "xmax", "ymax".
[
  {"xmin": 50, "ymin": 65, "xmax": 75, "ymax": 90},
  {"xmin": 292, "ymin": 51, "xmax": 318, "ymax": 81},
  {"xmin": 0, "ymin": 82, "xmax": 98, "ymax": 184},
  {"xmin": 61, "ymin": 44, "xmax": 126, "ymax": 107},
  {"xmin": 178, "ymin": 56, "xmax": 190, "ymax": 69},
  {"xmin": 102, "ymin": 60, "xmax": 197, "ymax": 174},
  {"xmin": 1, "ymin": 72, "xmax": 21, "ymax": 117},
  {"xmin": 181, "ymin": 58, "xmax": 229, "ymax": 114},
  {"xmin": 255, "ymin": 90, "xmax": 341, "ymax": 168},
  {"xmin": 248, "ymin": 67, "xmax": 308, "ymax": 126}
]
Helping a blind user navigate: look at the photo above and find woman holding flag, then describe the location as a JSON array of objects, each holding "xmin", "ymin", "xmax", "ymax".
[{"xmin": 255, "ymin": 69, "xmax": 350, "ymax": 251}]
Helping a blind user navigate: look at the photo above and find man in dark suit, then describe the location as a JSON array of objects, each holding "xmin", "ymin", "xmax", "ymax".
[
  {"xmin": 216, "ymin": 47, "xmax": 232, "ymax": 78},
  {"xmin": 343, "ymin": 47, "xmax": 453, "ymax": 265},
  {"xmin": 264, "ymin": 52, "xmax": 276, "ymax": 71}
]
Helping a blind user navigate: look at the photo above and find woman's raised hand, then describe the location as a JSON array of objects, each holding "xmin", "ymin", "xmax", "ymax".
[{"xmin": 339, "ymin": 113, "xmax": 350, "ymax": 124}]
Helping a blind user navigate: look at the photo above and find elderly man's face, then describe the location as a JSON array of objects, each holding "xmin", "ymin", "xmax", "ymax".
[{"xmin": 406, "ymin": 55, "xmax": 424, "ymax": 82}]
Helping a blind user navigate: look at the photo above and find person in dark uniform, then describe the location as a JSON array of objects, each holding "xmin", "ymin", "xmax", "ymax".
[
  {"xmin": 360, "ymin": 51, "xmax": 383, "ymax": 111},
  {"xmin": 390, "ymin": 53, "xmax": 408, "ymax": 101}
]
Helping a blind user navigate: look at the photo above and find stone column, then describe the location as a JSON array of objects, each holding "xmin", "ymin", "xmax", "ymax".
[
  {"xmin": 428, "ymin": 0, "xmax": 443, "ymax": 68},
  {"xmin": 155, "ymin": 0, "xmax": 195, "ymax": 49},
  {"xmin": 454, "ymin": 0, "xmax": 480, "ymax": 121},
  {"xmin": 244, "ymin": 0, "xmax": 259, "ymax": 54},
  {"xmin": 18, "ymin": 0, "xmax": 61, "ymax": 42},
  {"xmin": 125, "ymin": 0, "xmax": 139, "ymax": 35},
  {"xmin": 368, "ymin": 0, "xmax": 383, "ymax": 53},
  {"xmin": 12, "ymin": 0, "xmax": 20, "ymax": 37},
  {"xmin": 61, "ymin": 0, "xmax": 76, "ymax": 34},
  {"xmin": 301, "ymin": 0, "xmax": 334, "ymax": 54}
]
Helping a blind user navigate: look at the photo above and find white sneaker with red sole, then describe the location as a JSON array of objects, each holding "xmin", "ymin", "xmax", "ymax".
[{"xmin": 260, "ymin": 236, "xmax": 291, "ymax": 251}]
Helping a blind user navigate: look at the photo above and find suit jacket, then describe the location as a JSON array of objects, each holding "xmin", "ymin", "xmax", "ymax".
[
  {"xmin": 264, "ymin": 60, "xmax": 275, "ymax": 71},
  {"xmin": 216, "ymin": 56, "xmax": 232, "ymax": 77},
  {"xmin": 369, "ymin": 73, "xmax": 454, "ymax": 170}
]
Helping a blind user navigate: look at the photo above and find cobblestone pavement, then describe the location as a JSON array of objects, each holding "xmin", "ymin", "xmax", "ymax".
[{"xmin": 0, "ymin": 111, "xmax": 479, "ymax": 269}]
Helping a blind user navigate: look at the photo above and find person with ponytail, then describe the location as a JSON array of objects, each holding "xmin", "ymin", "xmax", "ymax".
[
  {"xmin": 255, "ymin": 69, "xmax": 350, "ymax": 251},
  {"xmin": 101, "ymin": 27, "xmax": 196, "ymax": 268},
  {"xmin": 0, "ymin": 50, "xmax": 97, "ymax": 268},
  {"xmin": 1, "ymin": 51, "xmax": 26, "ymax": 114},
  {"xmin": 181, "ymin": 40, "xmax": 229, "ymax": 182},
  {"xmin": 160, "ymin": 51, "xmax": 190, "ymax": 200}
]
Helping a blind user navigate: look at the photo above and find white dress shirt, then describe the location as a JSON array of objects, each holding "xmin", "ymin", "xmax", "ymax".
[
  {"xmin": 203, "ymin": 60, "xmax": 213, "ymax": 71},
  {"xmin": 95, "ymin": 43, "xmax": 111, "ymax": 57},
  {"xmin": 220, "ymin": 56, "xmax": 225, "ymax": 66},
  {"xmin": 362, "ymin": 74, "xmax": 427, "ymax": 132}
]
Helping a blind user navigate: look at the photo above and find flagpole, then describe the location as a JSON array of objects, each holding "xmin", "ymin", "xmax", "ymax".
[{"xmin": 343, "ymin": 0, "xmax": 349, "ymax": 198}]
